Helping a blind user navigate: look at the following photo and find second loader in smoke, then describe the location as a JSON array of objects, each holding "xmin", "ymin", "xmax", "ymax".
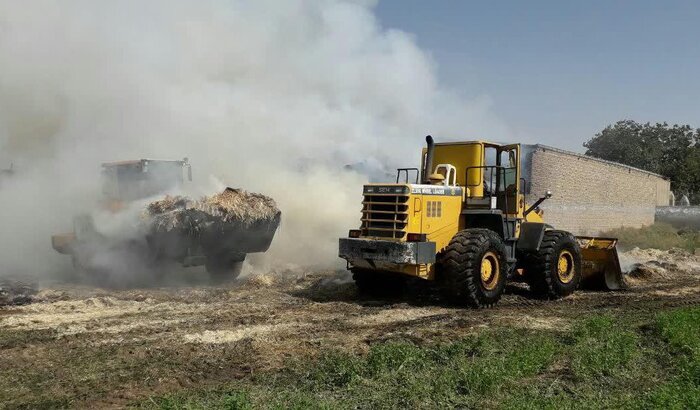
[{"xmin": 51, "ymin": 159, "xmax": 280, "ymax": 285}]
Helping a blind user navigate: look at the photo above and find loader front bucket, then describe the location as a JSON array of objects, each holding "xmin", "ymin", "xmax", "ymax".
[
  {"xmin": 51, "ymin": 232, "xmax": 76, "ymax": 255},
  {"xmin": 576, "ymin": 236, "xmax": 626, "ymax": 290}
]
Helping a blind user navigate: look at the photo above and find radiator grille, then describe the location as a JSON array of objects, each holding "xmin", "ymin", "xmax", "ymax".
[{"xmin": 361, "ymin": 194, "xmax": 409, "ymax": 239}]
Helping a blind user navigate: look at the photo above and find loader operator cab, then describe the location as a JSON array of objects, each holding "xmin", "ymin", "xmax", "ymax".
[
  {"xmin": 422, "ymin": 140, "xmax": 523, "ymax": 217},
  {"xmin": 101, "ymin": 158, "xmax": 192, "ymax": 202}
]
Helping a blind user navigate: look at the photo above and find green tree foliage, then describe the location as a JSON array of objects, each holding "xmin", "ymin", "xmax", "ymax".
[{"xmin": 584, "ymin": 120, "xmax": 700, "ymax": 203}]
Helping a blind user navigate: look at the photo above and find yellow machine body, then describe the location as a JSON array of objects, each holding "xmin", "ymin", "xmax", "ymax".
[
  {"xmin": 340, "ymin": 139, "xmax": 624, "ymax": 290},
  {"xmin": 352, "ymin": 183, "xmax": 464, "ymax": 279}
]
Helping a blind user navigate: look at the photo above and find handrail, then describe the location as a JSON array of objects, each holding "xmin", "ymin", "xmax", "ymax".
[{"xmin": 396, "ymin": 168, "xmax": 420, "ymax": 184}]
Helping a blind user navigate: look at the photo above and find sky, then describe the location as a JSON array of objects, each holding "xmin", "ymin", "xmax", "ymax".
[{"xmin": 375, "ymin": 0, "xmax": 700, "ymax": 151}]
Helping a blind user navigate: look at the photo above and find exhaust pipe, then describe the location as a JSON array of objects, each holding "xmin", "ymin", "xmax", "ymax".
[
  {"xmin": 524, "ymin": 190, "xmax": 553, "ymax": 217},
  {"xmin": 422, "ymin": 135, "xmax": 435, "ymax": 184}
]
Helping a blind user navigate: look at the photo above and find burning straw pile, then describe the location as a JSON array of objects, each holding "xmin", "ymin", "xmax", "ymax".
[
  {"xmin": 145, "ymin": 188, "xmax": 281, "ymax": 235},
  {"xmin": 0, "ymin": 279, "xmax": 38, "ymax": 306}
]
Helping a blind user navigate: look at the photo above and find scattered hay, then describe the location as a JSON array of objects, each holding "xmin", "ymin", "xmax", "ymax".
[
  {"xmin": 33, "ymin": 289, "xmax": 70, "ymax": 303},
  {"xmin": 0, "ymin": 295, "xmax": 208, "ymax": 334},
  {"xmin": 500, "ymin": 315, "xmax": 571, "ymax": 331},
  {"xmin": 245, "ymin": 274, "xmax": 275, "ymax": 288},
  {"xmin": 348, "ymin": 308, "xmax": 451, "ymax": 326},
  {"xmin": 184, "ymin": 323, "xmax": 300, "ymax": 344},
  {"xmin": 627, "ymin": 261, "xmax": 674, "ymax": 281},
  {"xmin": 0, "ymin": 279, "xmax": 38, "ymax": 306},
  {"xmin": 620, "ymin": 247, "xmax": 700, "ymax": 284}
]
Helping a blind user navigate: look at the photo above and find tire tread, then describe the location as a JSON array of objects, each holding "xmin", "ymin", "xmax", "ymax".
[
  {"xmin": 439, "ymin": 229, "xmax": 507, "ymax": 308},
  {"xmin": 526, "ymin": 230, "xmax": 582, "ymax": 299}
]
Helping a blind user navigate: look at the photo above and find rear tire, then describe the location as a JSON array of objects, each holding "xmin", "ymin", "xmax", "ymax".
[
  {"xmin": 72, "ymin": 252, "xmax": 116, "ymax": 287},
  {"xmin": 206, "ymin": 253, "xmax": 245, "ymax": 284},
  {"xmin": 438, "ymin": 229, "xmax": 508, "ymax": 308},
  {"xmin": 525, "ymin": 230, "xmax": 582, "ymax": 299}
]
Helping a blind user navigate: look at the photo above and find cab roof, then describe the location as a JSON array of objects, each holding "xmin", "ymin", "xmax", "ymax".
[
  {"xmin": 101, "ymin": 159, "xmax": 187, "ymax": 168},
  {"xmin": 432, "ymin": 140, "xmax": 512, "ymax": 148}
]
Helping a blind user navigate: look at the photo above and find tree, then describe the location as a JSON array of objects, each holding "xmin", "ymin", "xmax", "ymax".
[{"xmin": 584, "ymin": 120, "xmax": 700, "ymax": 204}]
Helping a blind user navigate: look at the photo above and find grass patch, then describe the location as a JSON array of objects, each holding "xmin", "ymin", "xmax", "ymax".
[
  {"xmin": 568, "ymin": 316, "xmax": 641, "ymax": 380},
  {"xmin": 0, "ymin": 328, "xmax": 57, "ymax": 349},
  {"xmin": 148, "ymin": 390, "xmax": 253, "ymax": 410},
  {"xmin": 641, "ymin": 308, "xmax": 700, "ymax": 409},
  {"xmin": 656, "ymin": 307, "xmax": 700, "ymax": 357},
  {"xmin": 603, "ymin": 222, "xmax": 700, "ymax": 251},
  {"xmin": 142, "ymin": 308, "xmax": 700, "ymax": 409},
  {"xmin": 0, "ymin": 337, "xmax": 196, "ymax": 409},
  {"xmin": 271, "ymin": 331, "xmax": 558, "ymax": 408}
]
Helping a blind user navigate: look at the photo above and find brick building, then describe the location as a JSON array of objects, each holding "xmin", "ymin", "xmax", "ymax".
[{"xmin": 521, "ymin": 145, "xmax": 670, "ymax": 235}]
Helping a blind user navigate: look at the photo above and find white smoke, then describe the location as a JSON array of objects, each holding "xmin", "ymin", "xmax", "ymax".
[{"xmin": 0, "ymin": 0, "xmax": 508, "ymax": 278}]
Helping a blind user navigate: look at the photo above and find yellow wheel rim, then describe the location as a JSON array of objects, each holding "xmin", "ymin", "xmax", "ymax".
[
  {"xmin": 557, "ymin": 250, "xmax": 575, "ymax": 283},
  {"xmin": 480, "ymin": 251, "xmax": 500, "ymax": 291}
]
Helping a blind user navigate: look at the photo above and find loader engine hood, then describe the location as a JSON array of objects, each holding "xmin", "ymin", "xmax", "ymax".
[
  {"xmin": 360, "ymin": 183, "xmax": 463, "ymax": 241},
  {"xmin": 363, "ymin": 184, "xmax": 463, "ymax": 196}
]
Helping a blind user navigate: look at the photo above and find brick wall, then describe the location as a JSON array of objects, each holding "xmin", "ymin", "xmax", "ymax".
[{"xmin": 522, "ymin": 145, "xmax": 670, "ymax": 235}]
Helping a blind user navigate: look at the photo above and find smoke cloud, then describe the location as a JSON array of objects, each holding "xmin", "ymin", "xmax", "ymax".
[{"xmin": 0, "ymin": 0, "xmax": 508, "ymax": 279}]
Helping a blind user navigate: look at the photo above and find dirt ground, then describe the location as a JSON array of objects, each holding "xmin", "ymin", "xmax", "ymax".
[{"xmin": 1, "ymin": 249, "xmax": 700, "ymax": 408}]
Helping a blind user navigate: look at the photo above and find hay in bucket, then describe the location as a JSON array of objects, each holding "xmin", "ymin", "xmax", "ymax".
[
  {"xmin": 196, "ymin": 188, "xmax": 279, "ymax": 225},
  {"xmin": 145, "ymin": 188, "xmax": 281, "ymax": 234}
]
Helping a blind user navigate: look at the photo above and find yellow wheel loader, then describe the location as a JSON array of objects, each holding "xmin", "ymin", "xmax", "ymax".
[{"xmin": 339, "ymin": 136, "xmax": 624, "ymax": 307}]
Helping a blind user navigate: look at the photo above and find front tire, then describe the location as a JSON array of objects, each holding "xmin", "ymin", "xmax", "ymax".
[
  {"xmin": 525, "ymin": 230, "xmax": 582, "ymax": 299},
  {"xmin": 206, "ymin": 253, "xmax": 245, "ymax": 284},
  {"xmin": 438, "ymin": 229, "xmax": 508, "ymax": 308}
]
